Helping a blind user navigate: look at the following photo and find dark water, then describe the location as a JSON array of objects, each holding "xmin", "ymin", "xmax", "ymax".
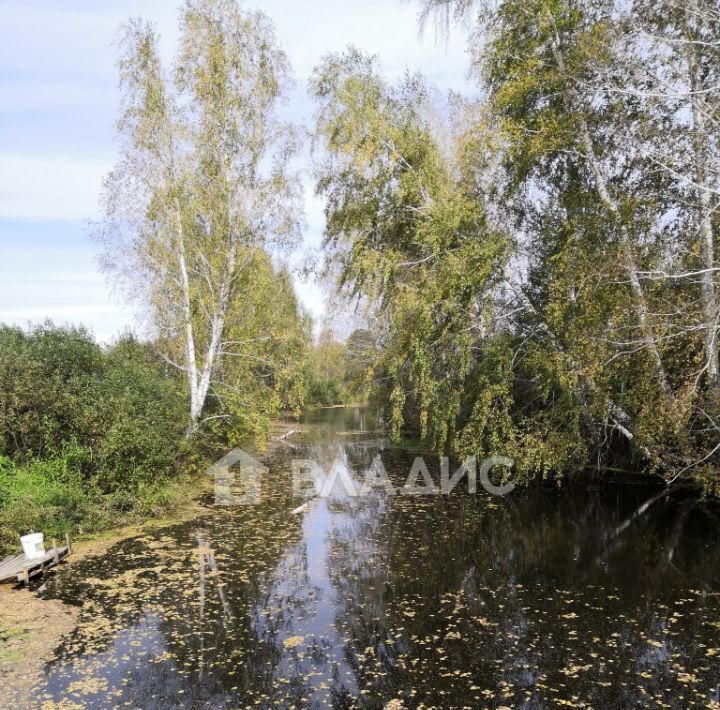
[{"xmin": 33, "ymin": 407, "xmax": 720, "ymax": 708}]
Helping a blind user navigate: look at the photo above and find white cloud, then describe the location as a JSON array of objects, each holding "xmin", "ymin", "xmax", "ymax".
[
  {"xmin": 0, "ymin": 0, "xmax": 474, "ymax": 333},
  {"xmin": 0, "ymin": 154, "xmax": 109, "ymax": 220}
]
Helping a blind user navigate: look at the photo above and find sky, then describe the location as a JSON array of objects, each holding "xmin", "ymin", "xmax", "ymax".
[{"xmin": 0, "ymin": 0, "xmax": 471, "ymax": 342}]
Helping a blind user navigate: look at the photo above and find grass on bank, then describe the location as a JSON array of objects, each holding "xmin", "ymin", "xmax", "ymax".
[
  {"xmin": 0, "ymin": 455, "xmax": 198, "ymax": 556},
  {"xmin": 0, "ymin": 322, "xmax": 276, "ymax": 556}
]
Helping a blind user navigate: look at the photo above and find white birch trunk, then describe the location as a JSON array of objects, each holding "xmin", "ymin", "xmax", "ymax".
[
  {"xmin": 189, "ymin": 239, "xmax": 238, "ymax": 434},
  {"xmin": 688, "ymin": 48, "xmax": 720, "ymax": 386},
  {"xmin": 550, "ymin": 35, "xmax": 674, "ymax": 402},
  {"xmin": 174, "ymin": 204, "xmax": 202, "ymax": 434}
]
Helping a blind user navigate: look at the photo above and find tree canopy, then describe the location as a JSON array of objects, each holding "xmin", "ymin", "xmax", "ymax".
[
  {"xmin": 312, "ymin": 0, "xmax": 720, "ymax": 490},
  {"xmin": 98, "ymin": 0, "xmax": 306, "ymax": 435}
]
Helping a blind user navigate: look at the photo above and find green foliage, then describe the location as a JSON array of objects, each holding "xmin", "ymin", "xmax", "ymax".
[
  {"xmin": 302, "ymin": 329, "xmax": 378, "ymax": 407},
  {"xmin": 0, "ymin": 323, "xmax": 193, "ymax": 550},
  {"xmin": 312, "ymin": 0, "xmax": 720, "ymax": 489},
  {"xmin": 0, "ymin": 455, "xmax": 101, "ymax": 547},
  {"xmin": 311, "ymin": 50, "xmax": 511, "ymax": 455},
  {"xmin": 0, "ymin": 323, "xmax": 187, "ymax": 482},
  {"xmin": 197, "ymin": 253, "xmax": 311, "ymax": 448},
  {"xmin": 304, "ymin": 333, "xmax": 349, "ymax": 407},
  {"xmin": 306, "ymin": 379, "xmax": 343, "ymax": 407}
]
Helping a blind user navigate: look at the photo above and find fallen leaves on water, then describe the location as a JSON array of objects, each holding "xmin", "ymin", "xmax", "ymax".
[{"xmin": 282, "ymin": 635, "xmax": 304, "ymax": 649}]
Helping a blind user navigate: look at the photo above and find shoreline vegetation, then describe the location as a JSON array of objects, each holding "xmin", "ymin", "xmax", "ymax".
[
  {"xmin": 0, "ymin": 462, "xmax": 202, "ymax": 706},
  {"xmin": 0, "ymin": 320, "xmax": 359, "ymax": 558},
  {"xmin": 1, "ymin": 0, "xmax": 718, "ymax": 576},
  {"xmin": 0, "ymin": 415, "xmax": 304, "ymax": 705},
  {"xmin": 0, "ymin": 485, "xmax": 209, "ymax": 704},
  {"xmin": 308, "ymin": 0, "xmax": 720, "ymax": 494}
]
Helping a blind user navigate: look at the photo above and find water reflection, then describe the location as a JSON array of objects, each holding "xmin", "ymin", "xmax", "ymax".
[{"xmin": 33, "ymin": 407, "xmax": 720, "ymax": 708}]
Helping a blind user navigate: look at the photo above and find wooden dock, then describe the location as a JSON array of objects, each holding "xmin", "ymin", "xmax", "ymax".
[{"xmin": 0, "ymin": 535, "xmax": 72, "ymax": 586}]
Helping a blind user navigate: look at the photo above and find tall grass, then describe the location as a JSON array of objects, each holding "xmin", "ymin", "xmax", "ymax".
[
  {"xmin": 0, "ymin": 324, "xmax": 193, "ymax": 555},
  {"xmin": 0, "ymin": 455, "xmax": 193, "ymax": 555}
]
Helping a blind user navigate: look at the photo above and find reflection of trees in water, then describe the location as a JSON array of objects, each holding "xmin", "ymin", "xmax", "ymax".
[
  {"xmin": 36, "ymin": 435, "xmax": 720, "ymax": 708},
  {"xmin": 40, "ymin": 459, "xmax": 305, "ymax": 708},
  {"xmin": 324, "ymin": 450, "xmax": 720, "ymax": 707},
  {"xmin": 247, "ymin": 442, "xmax": 390, "ymax": 707}
]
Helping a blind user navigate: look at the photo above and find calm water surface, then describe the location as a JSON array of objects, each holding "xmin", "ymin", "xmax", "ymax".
[{"xmin": 34, "ymin": 407, "xmax": 720, "ymax": 708}]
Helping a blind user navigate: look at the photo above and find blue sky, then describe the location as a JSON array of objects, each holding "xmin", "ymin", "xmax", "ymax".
[{"xmin": 0, "ymin": 0, "xmax": 471, "ymax": 341}]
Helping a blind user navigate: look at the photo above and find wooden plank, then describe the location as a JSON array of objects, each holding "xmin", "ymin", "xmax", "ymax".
[
  {"xmin": 17, "ymin": 548, "xmax": 70, "ymax": 585},
  {"xmin": 0, "ymin": 554, "xmax": 25, "ymax": 575},
  {"xmin": 0, "ymin": 552, "xmax": 25, "ymax": 568},
  {"xmin": 0, "ymin": 545, "xmax": 70, "ymax": 584},
  {"xmin": 0, "ymin": 555, "xmax": 27, "ymax": 582}
]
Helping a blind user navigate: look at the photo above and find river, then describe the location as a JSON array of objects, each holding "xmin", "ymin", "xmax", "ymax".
[{"xmin": 29, "ymin": 407, "xmax": 720, "ymax": 707}]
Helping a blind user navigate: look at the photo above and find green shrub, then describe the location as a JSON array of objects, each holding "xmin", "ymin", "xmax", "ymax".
[
  {"xmin": 307, "ymin": 378, "xmax": 343, "ymax": 406},
  {"xmin": 0, "ymin": 323, "xmax": 190, "ymax": 551},
  {"xmin": 0, "ymin": 455, "xmax": 103, "ymax": 551}
]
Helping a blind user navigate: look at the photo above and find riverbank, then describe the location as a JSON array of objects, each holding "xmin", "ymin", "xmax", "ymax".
[
  {"xmin": 0, "ymin": 417, "xmax": 302, "ymax": 706},
  {"xmin": 0, "ymin": 476, "xmax": 214, "ymax": 707},
  {"xmin": 12, "ymin": 405, "xmax": 720, "ymax": 708},
  {"xmin": 0, "ymin": 585, "xmax": 77, "ymax": 707}
]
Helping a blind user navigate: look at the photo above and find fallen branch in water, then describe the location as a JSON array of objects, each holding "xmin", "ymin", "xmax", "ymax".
[{"xmin": 608, "ymin": 487, "xmax": 672, "ymax": 542}]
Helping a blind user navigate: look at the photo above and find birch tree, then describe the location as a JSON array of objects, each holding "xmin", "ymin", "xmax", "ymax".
[
  {"xmin": 417, "ymin": 0, "xmax": 677, "ymax": 448},
  {"xmin": 308, "ymin": 0, "xmax": 720, "ymax": 484},
  {"xmin": 98, "ymin": 0, "xmax": 302, "ymax": 435},
  {"xmin": 413, "ymin": 0, "xmax": 720, "ymax": 478},
  {"xmin": 620, "ymin": 0, "xmax": 720, "ymax": 388}
]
